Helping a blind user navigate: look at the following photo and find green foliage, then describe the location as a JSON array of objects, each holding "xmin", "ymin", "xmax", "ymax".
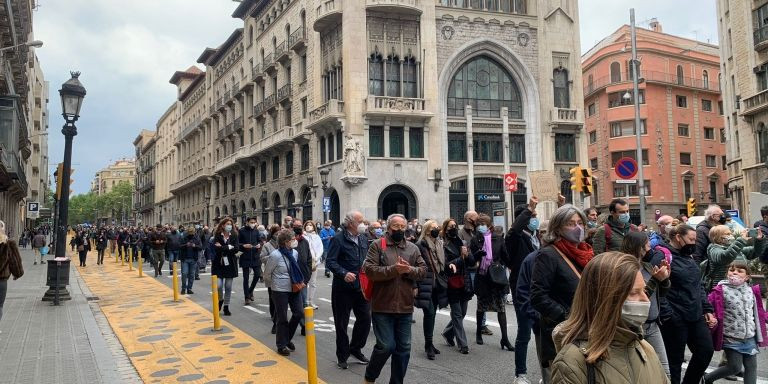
[{"xmin": 66, "ymin": 180, "xmax": 133, "ymax": 225}]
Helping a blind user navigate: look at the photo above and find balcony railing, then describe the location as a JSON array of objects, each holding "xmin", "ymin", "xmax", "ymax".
[
  {"xmin": 254, "ymin": 102, "xmax": 265, "ymax": 116},
  {"xmin": 251, "ymin": 126, "xmax": 292, "ymax": 154},
  {"xmin": 264, "ymin": 94, "xmax": 277, "ymax": 110},
  {"xmin": 275, "ymin": 41, "xmax": 289, "ymax": 62},
  {"xmin": 252, "ymin": 63, "xmax": 264, "ymax": 81},
  {"xmin": 277, "ymin": 84, "xmax": 292, "ymax": 102},
  {"xmin": 553, "ymin": 108, "xmax": 579, "ymax": 122},
  {"xmin": 583, "ymin": 71, "xmax": 720, "ymax": 97},
  {"xmin": 755, "ymin": 25, "xmax": 768, "ymax": 52},
  {"xmin": 365, "ymin": 96, "xmax": 427, "ymax": 115},
  {"xmin": 288, "ymin": 27, "xmax": 306, "ymax": 50},
  {"xmin": 307, "ymin": 99, "xmax": 345, "ymax": 129},
  {"xmin": 314, "ymin": 0, "xmax": 343, "ymax": 32},
  {"xmin": 178, "ymin": 117, "xmax": 202, "ymax": 142},
  {"xmin": 234, "ymin": 116, "xmax": 243, "ymax": 131},
  {"xmin": 263, "ymin": 53, "xmax": 275, "ymax": 70},
  {"xmin": 741, "ymin": 89, "xmax": 768, "ymax": 116}
]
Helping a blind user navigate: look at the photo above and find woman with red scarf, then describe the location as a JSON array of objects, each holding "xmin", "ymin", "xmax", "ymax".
[{"xmin": 530, "ymin": 204, "xmax": 594, "ymax": 384}]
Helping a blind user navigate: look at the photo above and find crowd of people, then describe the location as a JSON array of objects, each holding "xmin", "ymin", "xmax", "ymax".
[{"xmin": 2, "ymin": 199, "xmax": 768, "ymax": 384}]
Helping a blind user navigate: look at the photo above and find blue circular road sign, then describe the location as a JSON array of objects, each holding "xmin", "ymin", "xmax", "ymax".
[{"xmin": 615, "ymin": 157, "xmax": 638, "ymax": 179}]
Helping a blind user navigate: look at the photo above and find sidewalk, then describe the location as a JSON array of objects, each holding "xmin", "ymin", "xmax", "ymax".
[{"xmin": 0, "ymin": 246, "xmax": 140, "ymax": 384}]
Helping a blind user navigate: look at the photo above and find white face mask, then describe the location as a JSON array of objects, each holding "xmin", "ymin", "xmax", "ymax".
[
  {"xmin": 248, "ymin": 223, "xmax": 256, "ymax": 229},
  {"xmin": 290, "ymin": 240, "xmax": 298, "ymax": 249},
  {"xmin": 621, "ymin": 300, "xmax": 651, "ymax": 329},
  {"xmin": 305, "ymin": 226, "xmax": 314, "ymax": 232}
]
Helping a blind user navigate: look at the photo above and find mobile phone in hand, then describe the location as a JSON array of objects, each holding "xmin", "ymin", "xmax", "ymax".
[{"xmin": 748, "ymin": 228, "xmax": 758, "ymax": 238}]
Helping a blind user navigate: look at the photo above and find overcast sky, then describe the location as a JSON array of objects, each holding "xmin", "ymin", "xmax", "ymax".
[{"xmin": 33, "ymin": 0, "xmax": 719, "ymax": 196}]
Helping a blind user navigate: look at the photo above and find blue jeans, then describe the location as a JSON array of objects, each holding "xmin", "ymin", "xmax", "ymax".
[
  {"xmin": 167, "ymin": 250, "xmax": 179, "ymax": 266},
  {"xmin": 365, "ymin": 313, "xmax": 413, "ymax": 384},
  {"xmin": 180, "ymin": 259, "xmax": 196, "ymax": 291},
  {"xmin": 513, "ymin": 302, "xmax": 533, "ymax": 376}
]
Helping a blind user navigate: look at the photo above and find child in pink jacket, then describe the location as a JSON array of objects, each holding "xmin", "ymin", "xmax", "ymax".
[{"xmin": 704, "ymin": 260, "xmax": 768, "ymax": 384}]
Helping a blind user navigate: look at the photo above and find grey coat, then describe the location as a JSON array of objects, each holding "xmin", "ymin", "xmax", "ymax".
[{"xmin": 264, "ymin": 248, "xmax": 298, "ymax": 293}]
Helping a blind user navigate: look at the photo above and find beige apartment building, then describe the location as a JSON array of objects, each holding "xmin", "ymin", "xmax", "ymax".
[
  {"xmin": 716, "ymin": 0, "xmax": 768, "ymax": 219},
  {"xmin": 91, "ymin": 159, "xmax": 135, "ymax": 196},
  {"xmin": 154, "ymin": 100, "xmax": 180, "ymax": 226},
  {"xmin": 166, "ymin": 0, "xmax": 585, "ymax": 226},
  {"xmin": 24, "ymin": 54, "xmax": 49, "ymax": 227},
  {"xmin": 133, "ymin": 130, "xmax": 156, "ymax": 225}
]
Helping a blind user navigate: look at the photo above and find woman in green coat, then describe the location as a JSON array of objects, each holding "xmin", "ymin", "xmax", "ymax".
[{"xmin": 703, "ymin": 225, "xmax": 765, "ymax": 292}]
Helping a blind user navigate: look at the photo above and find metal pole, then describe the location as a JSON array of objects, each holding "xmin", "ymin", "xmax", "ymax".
[
  {"xmin": 630, "ymin": 8, "xmax": 646, "ymax": 222},
  {"xmin": 54, "ymin": 123, "xmax": 75, "ymax": 259}
]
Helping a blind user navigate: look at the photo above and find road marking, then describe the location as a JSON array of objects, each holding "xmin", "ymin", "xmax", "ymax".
[
  {"xmin": 681, "ymin": 362, "xmax": 768, "ymax": 383},
  {"xmin": 244, "ymin": 306, "xmax": 265, "ymax": 315},
  {"xmin": 319, "ymin": 298, "xmax": 332, "ymax": 303}
]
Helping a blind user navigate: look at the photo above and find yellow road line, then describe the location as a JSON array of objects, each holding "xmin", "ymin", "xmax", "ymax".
[{"xmin": 78, "ymin": 253, "xmax": 323, "ymax": 384}]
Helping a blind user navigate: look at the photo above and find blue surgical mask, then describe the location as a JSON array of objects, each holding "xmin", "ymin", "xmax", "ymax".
[
  {"xmin": 225, "ymin": 225, "xmax": 233, "ymax": 233},
  {"xmin": 477, "ymin": 225, "xmax": 488, "ymax": 235},
  {"xmin": 374, "ymin": 228, "xmax": 383, "ymax": 237},
  {"xmin": 618, "ymin": 213, "xmax": 631, "ymax": 224},
  {"xmin": 527, "ymin": 218, "xmax": 540, "ymax": 232}
]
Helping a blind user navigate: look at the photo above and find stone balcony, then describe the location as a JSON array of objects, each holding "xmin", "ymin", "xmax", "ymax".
[
  {"xmin": 254, "ymin": 101, "xmax": 265, "ymax": 117},
  {"xmin": 264, "ymin": 94, "xmax": 277, "ymax": 111},
  {"xmin": 741, "ymin": 89, "xmax": 768, "ymax": 117},
  {"xmin": 252, "ymin": 63, "xmax": 264, "ymax": 82},
  {"xmin": 277, "ymin": 84, "xmax": 292, "ymax": 103},
  {"xmin": 364, "ymin": 96, "xmax": 432, "ymax": 120},
  {"xmin": 263, "ymin": 53, "xmax": 275, "ymax": 72},
  {"xmin": 275, "ymin": 41, "xmax": 289, "ymax": 63},
  {"xmin": 314, "ymin": 0, "xmax": 343, "ymax": 32},
  {"xmin": 306, "ymin": 99, "xmax": 345, "ymax": 132},
  {"xmin": 550, "ymin": 108, "xmax": 582, "ymax": 126},
  {"xmin": 177, "ymin": 117, "xmax": 202, "ymax": 143},
  {"xmin": 250, "ymin": 127, "xmax": 293, "ymax": 155},
  {"xmin": 366, "ymin": 0, "xmax": 422, "ymax": 15},
  {"xmin": 288, "ymin": 27, "xmax": 306, "ymax": 51}
]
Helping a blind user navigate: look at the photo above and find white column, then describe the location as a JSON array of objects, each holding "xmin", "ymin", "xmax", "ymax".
[{"xmin": 466, "ymin": 105, "xmax": 475, "ymax": 211}]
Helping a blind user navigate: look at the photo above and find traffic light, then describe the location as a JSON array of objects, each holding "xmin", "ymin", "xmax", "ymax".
[
  {"xmin": 54, "ymin": 163, "xmax": 63, "ymax": 199},
  {"xmin": 687, "ymin": 197, "xmax": 697, "ymax": 217},
  {"xmin": 569, "ymin": 166, "xmax": 582, "ymax": 192},
  {"xmin": 580, "ymin": 168, "xmax": 593, "ymax": 196}
]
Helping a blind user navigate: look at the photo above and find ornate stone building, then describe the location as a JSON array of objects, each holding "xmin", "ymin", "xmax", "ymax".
[
  {"xmin": 164, "ymin": 0, "xmax": 584, "ymax": 226},
  {"xmin": 133, "ymin": 131, "xmax": 156, "ymax": 225}
]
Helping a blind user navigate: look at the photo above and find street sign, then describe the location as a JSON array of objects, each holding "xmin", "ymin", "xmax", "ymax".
[
  {"xmin": 491, "ymin": 202, "xmax": 507, "ymax": 209},
  {"xmin": 615, "ymin": 157, "xmax": 639, "ymax": 180},
  {"xmin": 615, "ymin": 179, "xmax": 637, "ymax": 184},
  {"xmin": 725, "ymin": 209, "xmax": 740, "ymax": 219},
  {"xmin": 504, "ymin": 173, "xmax": 518, "ymax": 192},
  {"xmin": 322, "ymin": 197, "xmax": 331, "ymax": 213},
  {"xmin": 476, "ymin": 194, "xmax": 503, "ymax": 202},
  {"xmin": 27, "ymin": 201, "xmax": 40, "ymax": 219}
]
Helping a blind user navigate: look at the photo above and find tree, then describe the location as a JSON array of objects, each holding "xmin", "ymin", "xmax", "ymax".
[{"xmin": 66, "ymin": 181, "xmax": 134, "ymax": 226}]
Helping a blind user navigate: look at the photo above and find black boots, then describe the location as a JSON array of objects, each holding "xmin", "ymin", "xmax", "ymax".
[
  {"xmin": 223, "ymin": 305, "xmax": 231, "ymax": 316},
  {"xmin": 218, "ymin": 300, "xmax": 224, "ymax": 311},
  {"xmin": 498, "ymin": 312, "xmax": 514, "ymax": 351},
  {"xmin": 476, "ymin": 312, "xmax": 484, "ymax": 345}
]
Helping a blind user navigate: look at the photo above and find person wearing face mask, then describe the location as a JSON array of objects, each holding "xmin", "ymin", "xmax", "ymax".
[
  {"xmin": 303, "ymin": 221, "xmax": 324, "ymax": 309},
  {"xmin": 180, "ymin": 227, "xmax": 202, "ymax": 294},
  {"xmin": 531, "ymin": 204, "xmax": 594, "ymax": 383},
  {"xmin": 358, "ymin": 222, "xmax": 371, "ymax": 245},
  {"xmin": 239, "ymin": 216, "xmax": 263, "ymax": 305},
  {"xmin": 650, "ymin": 224, "xmax": 715, "ymax": 384},
  {"xmin": 414, "ymin": 220, "xmax": 449, "ymax": 360},
  {"xmin": 621, "ymin": 231, "xmax": 672, "ymax": 376},
  {"xmin": 459, "ymin": 210, "xmax": 491, "ymax": 336},
  {"xmin": 703, "ymin": 260, "xmax": 768, "ymax": 384},
  {"xmin": 148, "ymin": 225, "xmax": 167, "ymax": 277},
  {"xmin": 292, "ymin": 220, "xmax": 312, "ymax": 335},
  {"xmin": 368, "ymin": 221, "xmax": 384, "ymax": 240},
  {"xmin": 703, "ymin": 225, "xmax": 765, "ymax": 292},
  {"xmin": 165, "ymin": 226, "xmax": 182, "ymax": 274},
  {"xmin": 260, "ymin": 224, "xmax": 283, "ymax": 334},
  {"xmin": 440, "ymin": 218, "xmax": 474, "ymax": 355},
  {"xmin": 694, "ymin": 204, "xmax": 725, "ymax": 263},
  {"xmin": 593, "ymin": 198, "xmax": 637, "ymax": 254},
  {"xmin": 320, "ymin": 220, "xmax": 336, "ymax": 278},
  {"xmin": 212, "ymin": 218, "xmax": 239, "ymax": 316},
  {"xmin": 469, "ymin": 214, "xmax": 513, "ymax": 350},
  {"xmin": 551, "ymin": 252, "xmax": 669, "ymax": 383},
  {"xmin": 264, "ymin": 229, "xmax": 305, "ymax": 356}
]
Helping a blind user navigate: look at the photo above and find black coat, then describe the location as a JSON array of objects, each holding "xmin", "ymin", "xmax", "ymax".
[
  {"xmin": 295, "ymin": 237, "xmax": 312, "ymax": 284},
  {"xmin": 325, "ymin": 229, "xmax": 368, "ymax": 292},
  {"xmin": 443, "ymin": 236, "xmax": 475, "ymax": 302},
  {"xmin": 179, "ymin": 233, "xmax": 202, "ymax": 261},
  {"xmin": 650, "ymin": 243, "xmax": 713, "ymax": 323},
  {"xmin": 414, "ymin": 238, "xmax": 449, "ymax": 310},
  {"xmin": 694, "ymin": 220, "xmax": 713, "ymax": 263},
  {"xmin": 212, "ymin": 232, "xmax": 239, "ymax": 278},
  {"xmin": 505, "ymin": 208, "xmax": 539, "ymax": 296},
  {"xmin": 530, "ymin": 245, "xmax": 581, "ymax": 326},
  {"xmin": 469, "ymin": 232, "xmax": 509, "ymax": 298},
  {"xmin": 238, "ymin": 226, "xmax": 263, "ymax": 268}
]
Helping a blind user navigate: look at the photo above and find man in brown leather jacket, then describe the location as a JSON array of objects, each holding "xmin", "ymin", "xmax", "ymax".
[{"xmin": 363, "ymin": 213, "xmax": 426, "ymax": 384}]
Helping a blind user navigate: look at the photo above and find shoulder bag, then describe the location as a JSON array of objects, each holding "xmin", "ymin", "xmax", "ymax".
[{"xmin": 360, "ymin": 238, "xmax": 385, "ymax": 300}]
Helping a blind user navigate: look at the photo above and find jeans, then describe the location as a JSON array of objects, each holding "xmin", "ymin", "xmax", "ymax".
[
  {"xmin": 514, "ymin": 302, "xmax": 533, "ymax": 376},
  {"xmin": 331, "ymin": 287, "xmax": 371, "ymax": 362},
  {"xmin": 217, "ymin": 277, "xmax": 233, "ymax": 305},
  {"xmin": 643, "ymin": 321, "xmax": 670, "ymax": 376},
  {"xmin": 242, "ymin": 266, "xmax": 260, "ymax": 299},
  {"xmin": 181, "ymin": 259, "xmax": 196, "ymax": 291},
  {"xmin": 365, "ymin": 313, "xmax": 413, "ymax": 384},
  {"xmin": 0, "ymin": 279, "xmax": 7, "ymax": 322},
  {"xmin": 661, "ymin": 316, "xmax": 714, "ymax": 384},
  {"xmin": 166, "ymin": 250, "xmax": 179, "ymax": 268},
  {"xmin": 421, "ymin": 296, "xmax": 437, "ymax": 345},
  {"xmin": 272, "ymin": 291, "xmax": 304, "ymax": 349},
  {"xmin": 705, "ymin": 348, "xmax": 757, "ymax": 384},
  {"xmin": 442, "ymin": 300, "xmax": 468, "ymax": 348}
]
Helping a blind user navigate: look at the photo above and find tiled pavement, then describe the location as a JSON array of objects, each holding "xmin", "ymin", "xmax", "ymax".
[{"xmin": 0, "ymin": 246, "xmax": 140, "ymax": 384}]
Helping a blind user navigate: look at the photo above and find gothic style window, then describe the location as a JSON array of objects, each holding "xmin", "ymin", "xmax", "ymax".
[
  {"xmin": 447, "ymin": 56, "xmax": 523, "ymax": 119},
  {"xmin": 702, "ymin": 70, "xmax": 709, "ymax": 89},
  {"xmin": 367, "ymin": 15, "xmax": 421, "ymax": 98},
  {"xmin": 403, "ymin": 55, "xmax": 418, "ymax": 98},
  {"xmin": 610, "ymin": 62, "xmax": 621, "ymax": 83},
  {"xmin": 368, "ymin": 52, "xmax": 384, "ymax": 96},
  {"xmin": 553, "ymin": 68, "xmax": 570, "ymax": 108},
  {"xmin": 409, "ymin": 127, "xmax": 424, "ymax": 158},
  {"xmin": 447, "ymin": 133, "xmax": 467, "ymax": 162},
  {"xmin": 386, "ymin": 54, "xmax": 401, "ymax": 97}
]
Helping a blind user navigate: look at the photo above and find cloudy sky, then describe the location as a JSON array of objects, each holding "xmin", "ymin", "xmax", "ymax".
[{"xmin": 33, "ymin": 0, "xmax": 719, "ymax": 195}]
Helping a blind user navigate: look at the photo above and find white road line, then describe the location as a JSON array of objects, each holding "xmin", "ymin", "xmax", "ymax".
[
  {"xmin": 681, "ymin": 362, "xmax": 768, "ymax": 383},
  {"xmin": 244, "ymin": 306, "xmax": 265, "ymax": 315},
  {"xmin": 319, "ymin": 298, "xmax": 332, "ymax": 303}
]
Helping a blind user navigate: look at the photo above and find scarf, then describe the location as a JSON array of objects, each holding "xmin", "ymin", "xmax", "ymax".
[
  {"xmin": 554, "ymin": 239, "xmax": 594, "ymax": 268},
  {"xmin": 479, "ymin": 231, "xmax": 494, "ymax": 274},
  {"xmin": 279, "ymin": 247, "xmax": 304, "ymax": 284},
  {"xmin": 425, "ymin": 236, "xmax": 445, "ymax": 271}
]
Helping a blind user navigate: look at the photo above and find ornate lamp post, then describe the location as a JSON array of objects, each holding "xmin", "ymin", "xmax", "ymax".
[
  {"xmin": 44, "ymin": 72, "xmax": 86, "ymax": 303},
  {"xmin": 204, "ymin": 193, "xmax": 211, "ymax": 226}
]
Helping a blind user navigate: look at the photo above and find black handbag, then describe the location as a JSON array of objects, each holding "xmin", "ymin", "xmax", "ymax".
[
  {"xmin": 488, "ymin": 262, "xmax": 508, "ymax": 286},
  {"xmin": 434, "ymin": 271, "xmax": 448, "ymax": 291}
]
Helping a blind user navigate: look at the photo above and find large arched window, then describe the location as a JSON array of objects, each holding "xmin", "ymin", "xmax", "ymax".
[
  {"xmin": 447, "ymin": 56, "xmax": 522, "ymax": 119},
  {"xmin": 610, "ymin": 62, "xmax": 621, "ymax": 83},
  {"xmin": 702, "ymin": 70, "xmax": 709, "ymax": 89}
]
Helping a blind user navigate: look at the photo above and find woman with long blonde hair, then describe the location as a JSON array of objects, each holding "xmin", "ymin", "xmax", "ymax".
[{"xmin": 551, "ymin": 252, "xmax": 668, "ymax": 383}]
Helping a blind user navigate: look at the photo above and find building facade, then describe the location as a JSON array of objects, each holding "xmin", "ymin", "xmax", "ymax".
[
  {"xmin": 716, "ymin": 0, "xmax": 768, "ymax": 217},
  {"xmin": 162, "ymin": 0, "xmax": 584, "ymax": 227},
  {"xmin": 154, "ymin": 100, "xmax": 180, "ymax": 226},
  {"xmin": 24, "ymin": 54, "xmax": 49, "ymax": 227},
  {"xmin": 583, "ymin": 21, "xmax": 728, "ymax": 223},
  {"xmin": 134, "ymin": 131, "xmax": 156, "ymax": 225},
  {"xmin": 91, "ymin": 159, "xmax": 135, "ymax": 196},
  {"xmin": 1, "ymin": 0, "xmax": 43, "ymax": 235}
]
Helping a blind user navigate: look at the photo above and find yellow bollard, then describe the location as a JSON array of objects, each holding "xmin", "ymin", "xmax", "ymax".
[
  {"xmin": 172, "ymin": 261, "xmax": 179, "ymax": 302},
  {"xmin": 138, "ymin": 254, "xmax": 143, "ymax": 277},
  {"xmin": 128, "ymin": 248, "xmax": 133, "ymax": 271},
  {"xmin": 121, "ymin": 248, "xmax": 125, "ymax": 266},
  {"xmin": 115, "ymin": 244, "xmax": 118, "ymax": 263},
  {"xmin": 305, "ymin": 306, "xmax": 318, "ymax": 384},
  {"xmin": 211, "ymin": 275, "xmax": 221, "ymax": 331}
]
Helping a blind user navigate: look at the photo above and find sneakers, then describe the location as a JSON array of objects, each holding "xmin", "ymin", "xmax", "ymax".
[
  {"xmin": 187, "ymin": 290, "xmax": 194, "ymax": 295},
  {"xmin": 277, "ymin": 347, "xmax": 291, "ymax": 356},
  {"xmin": 513, "ymin": 376, "xmax": 532, "ymax": 384},
  {"xmin": 337, "ymin": 360, "xmax": 348, "ymax": 369},
  {"xmin": 287, "ymin": 342, "xmax": 296, "ymax": 351},
  {"xmin": 350, "ymin": 350, "xmax": 369, "ymax": 365},
  {"xmin": 481, "ymin": 326, "xmax": 494, "ymax": 335}
]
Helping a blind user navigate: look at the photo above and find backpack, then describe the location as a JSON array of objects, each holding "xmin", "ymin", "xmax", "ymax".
[{"xmin": 360, "ymin": 238, "xmax": 386, "ymax": 301}]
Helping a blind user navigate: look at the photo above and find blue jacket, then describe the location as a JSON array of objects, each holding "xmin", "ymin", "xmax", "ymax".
[
  {"xmin": 515, "ymin": 249, "xmax": 541, "ymax": 322},
  {"xmin": 325, "ymin": 228, "xmax": 368, "ymax": 292},
  {"xmin": 649, "ymin": 231, "xmax": 664, "ymax": 249},
  {"xmin": 320, "ymin": 227, "xmax": 336, "ymax": 251}
]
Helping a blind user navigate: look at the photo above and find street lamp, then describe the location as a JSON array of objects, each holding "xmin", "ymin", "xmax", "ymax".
[
  {"xmin": 204, "ymin": 193, "xmax": 211, "ymax": 226},
  {"xmin": 45, "ymin": 71, "xmax": 86, "ymax": 304},
  {"xmin": 319, "ymin": 168, "xmax": 330, "ymax": 223},
  {"xmin": 0, "ymin": 39, "xmax": 43, "ymax": 53}
]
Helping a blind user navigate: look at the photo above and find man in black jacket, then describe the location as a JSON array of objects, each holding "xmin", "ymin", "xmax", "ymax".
[
  {"xmin": 694, "ymin": 204, "xmax": 724, "ymax": 263},
  {"xmin": 238, "ymin": 216, "xmax": 262, "ymax": 305},
  {"xmin": 754, "ymin": 206, "xmax": 768, "ymax": 263},
  {"xmin": 165, "ymin": 226, "xmax": 182, "ymax": 274},
  {"xmin": 326, "ymin": 211, "xmax": 371, "ymax": 369}
]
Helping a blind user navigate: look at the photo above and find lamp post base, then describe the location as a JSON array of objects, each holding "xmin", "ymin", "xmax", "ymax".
[
  {"xmin": 41, "ymin": 287, "xmax": 72, "ymax": 302},
  {"xmin": 41, "ymin": 259, "xmax": 72, "ymax": 303}
]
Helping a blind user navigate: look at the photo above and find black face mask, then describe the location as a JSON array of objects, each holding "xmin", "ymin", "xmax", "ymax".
[
  {"xmin": 718, "ymin": 216, "xmax": 727, "ymax": 225},
  {"xmin": 430, "ymin": 228, "xmax": 440, "ymax": 238},
  {"xmin": 447, "ymin": 228, "xmax": 458, "ymax": 238},
  {"xmin": 293, "ymin": 227, "xmax": 303, "ymax": 236},
  {"xmin": 680, "ymin": 243, "xmax": 696, "ymax": 256},
  {"xmin": 391, "ymin": 230, "xmax": 405, "ymax": 242}
]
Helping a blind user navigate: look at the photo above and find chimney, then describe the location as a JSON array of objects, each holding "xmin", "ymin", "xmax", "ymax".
[{"xmin": 649, "ymin": 18, "xmax": 662, "ymax": 33}]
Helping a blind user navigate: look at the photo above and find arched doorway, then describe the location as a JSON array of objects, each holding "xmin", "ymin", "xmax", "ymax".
[
  {"xmin": 329, "ymin": 189, "xmax": 340, "ymax": 228},
  {"xmin": 378, "ymin": 184, "xmax": 417, "ymax": 220}
]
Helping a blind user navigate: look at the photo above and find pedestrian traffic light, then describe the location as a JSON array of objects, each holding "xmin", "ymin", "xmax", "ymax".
[
  {"xmin": 580, "ymin": 168, "xmax": 593, "ymax": 196},
  {"xmin": 54, "ymin": 162, "xmax": 63, "ymax": 199},
  {"xmin": 569, "ymin": 166, "xmax": 582, "ymax": 192},
  {"xmin": 687, "ymin": 197, "xmax": 697, "ymax": 217}
]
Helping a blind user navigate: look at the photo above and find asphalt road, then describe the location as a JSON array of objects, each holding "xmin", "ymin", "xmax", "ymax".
[{"xmin": 144, "ymin": 262, "xmax": 768, "ymax": 384}]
